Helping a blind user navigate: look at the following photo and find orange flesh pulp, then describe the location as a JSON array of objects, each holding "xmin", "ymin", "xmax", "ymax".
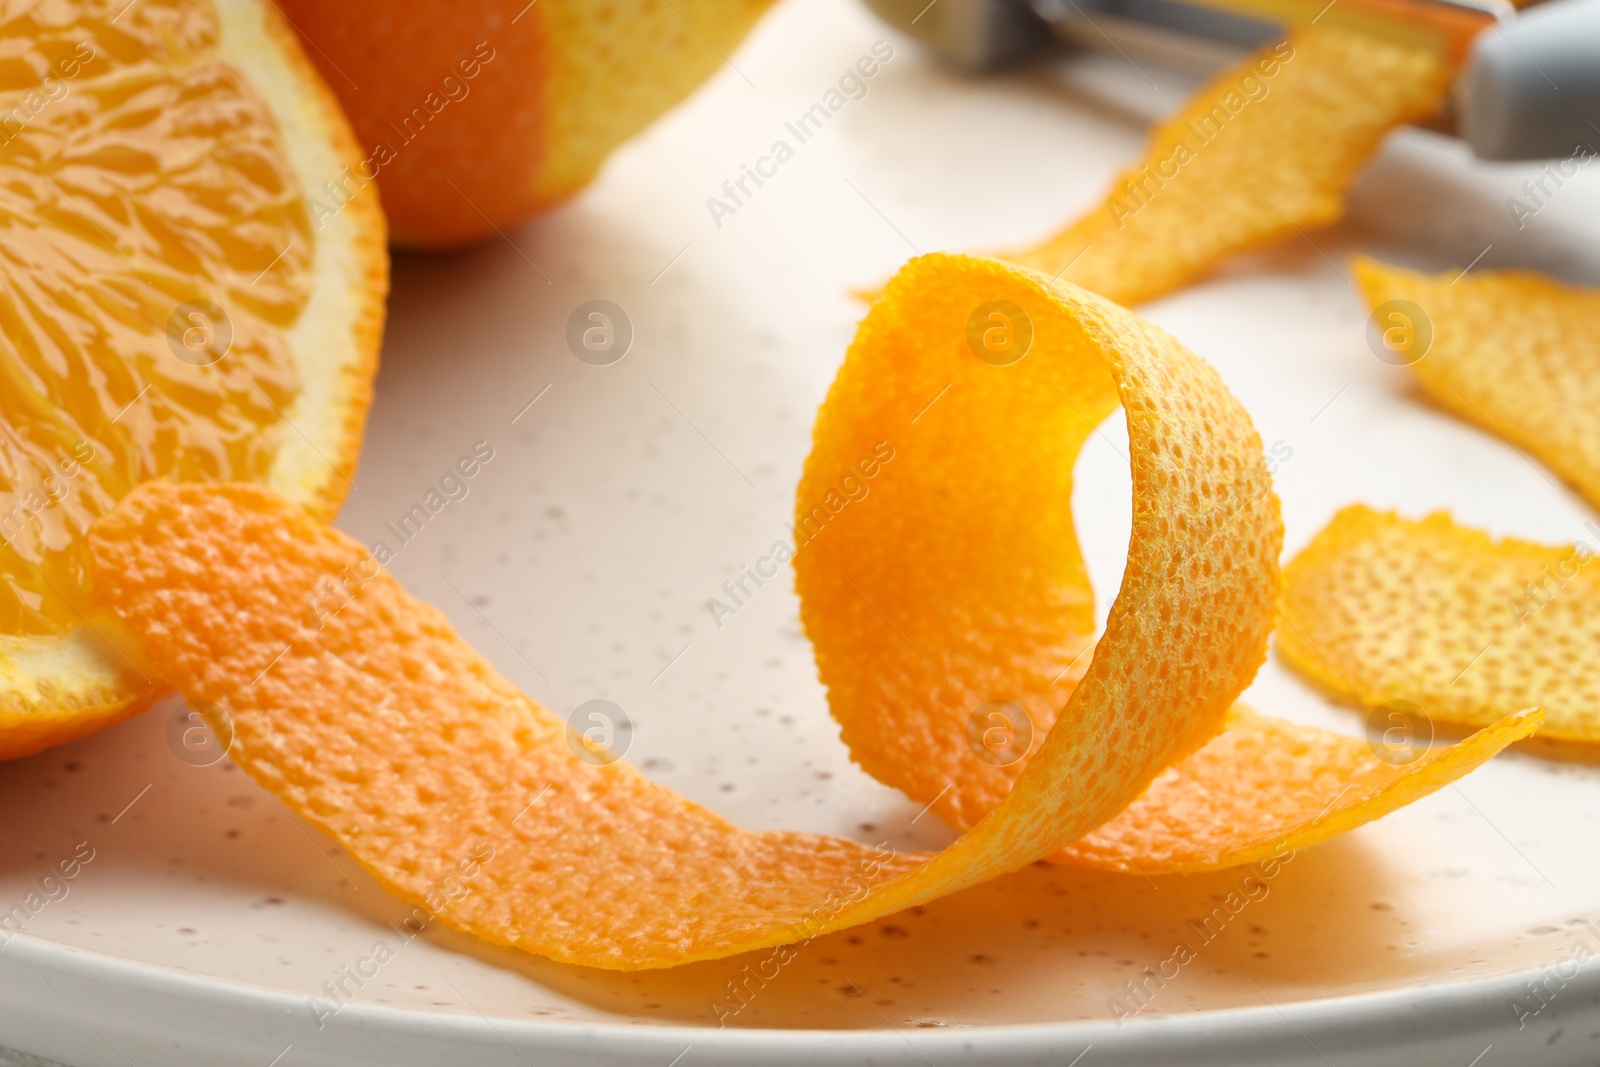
[{"xmin": 0, "ymin": 0, "xmax": 311, "ymax": 635}]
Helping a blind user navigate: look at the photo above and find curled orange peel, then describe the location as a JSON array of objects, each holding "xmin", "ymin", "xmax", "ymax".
[
  {"xmin": 84, "ymin": 255, "xmax": 1536, "ymax": 969},
  {"xmin": 800, "ymin": 254, "xmax": 1538, "ymax": 874},
  {"xmin": 1281, "ymin": 505, "xmax": 1581, "ymax": 743},
  {"xmin": 1055, "ymin": 704, "xmax": 1540, "ymax": 872},
  {"xmin": 1006, "ymin": 27, "xmax": 1454, "ymax": 306},
  {"xmin": 1354, "ymin": 256, "xmax": 1600, "ymax": 511}
]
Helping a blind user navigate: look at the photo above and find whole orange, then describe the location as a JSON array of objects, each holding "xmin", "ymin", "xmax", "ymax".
[{"xmin": 278, "ymin": 0, "xmax": 777, "ymax": 247}]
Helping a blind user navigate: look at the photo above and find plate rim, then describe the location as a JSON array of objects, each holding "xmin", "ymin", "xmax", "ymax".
[{"xmin": 5, "ymin": 925, "xmax": 1597, "ymax": 1065}]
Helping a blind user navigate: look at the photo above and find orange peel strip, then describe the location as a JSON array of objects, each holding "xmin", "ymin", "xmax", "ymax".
[
  {"xmin": 800, "ymin": 254, "xmax": 1538, "ymax": 874},
  {"xmin": 798, "ymin": 254, "xmax": 1281, "ymax": 834},
  {"xmin": 1055, "ymin": 704, "xmax": 1540, "ymax": 872},
  {"xmin": 87, "ymin": 255, "xmax": 1533, "ymax": 969},
  {"xmin": 1281, "ymin": 504, "xmax": 1588, "ymax": 742},
  {"xmin": 1008, "ymin": 27, "xmax": 1453, "ymax": 306},
  {"xmin": 1354, "ymin": 256, "xmax": 1600, "ymax": 511}
]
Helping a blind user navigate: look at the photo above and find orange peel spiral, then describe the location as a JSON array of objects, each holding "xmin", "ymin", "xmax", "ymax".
[{"xmin": 83, "ymin": 254, "xmax": 1537, "ymax": 969}]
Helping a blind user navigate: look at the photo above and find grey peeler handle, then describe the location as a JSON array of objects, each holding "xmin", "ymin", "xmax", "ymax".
[
  {"xmin": 1458, "ymin": 0, "xmax": 1600, "ymax": 160},
  {"xmin": 863, "ymin": 0, "xmax": 1600, "ymax": 161},
  {"xmin": 858, "ymin": 0, "xmax": 1047, "ymax": 70}
]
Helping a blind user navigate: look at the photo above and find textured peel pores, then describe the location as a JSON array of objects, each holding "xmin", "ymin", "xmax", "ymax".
[
  {"xmin": 1281, "ymin": 505, "xmax": 1585, "ymax": 742},
  {"xmin": 1053, "ymin": 705, "xmax": 1540, "ymax": 872},
  {"xmin": 86, "ymin": 254, "xmax": 1275, "ymax": 968},
  {"xmin": 800, "ymin": 254, "xmax": 1539, "ymax": 875},
  {"xmin": 86, "ymin": 256, "xmax": 1534, "ymax": 969},
  {"xmin": 89, "ymin": 481, "xmax": 925, "ymax": 970},
  {"xmin": 1354, "ymin": 256, "xmax": 1600, "ymax": 511},
  {"xmin": 798, "ymin": 253, "xmax": 1282, "ymax": 835},
  {"xmin": 1008, "ymin": 27, "xmax": 1454, "ymax": 306}
]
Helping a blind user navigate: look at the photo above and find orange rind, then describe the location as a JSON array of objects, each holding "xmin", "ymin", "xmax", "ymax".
[
  {"xmin": 1007, "ymin": 27, "xmax": 1454, "ymax": 305},
  {"xmin": 1353, "ymin": 256, "xmax": 1600, "ymax": 511},
  {"xmin": 797, "ymin": 253, "xmax": 1281, "ymax": 835},
  {"xmin": 800, "ymin": 254, "xmax": 1539, "ymax": 874},
  {"xmin": 1056, "ymin": 703, "xmax": 1540, "ymax": 872},
  {"xmin": 1281, "ymin": 505, "xmax": 1593, "ymax": 743},
  {"xmin": 278, "ymin": 0, "xmax": 777, "ymax": 247},
  {"xmin": 84, "ymin": 255, "xmax": 1538, "ymax": 969}
]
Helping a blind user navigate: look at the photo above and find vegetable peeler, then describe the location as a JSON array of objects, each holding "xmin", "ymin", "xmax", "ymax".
[{"xmin": 862, "ymin": 0, "xmax": 1600, "ymax": 160}]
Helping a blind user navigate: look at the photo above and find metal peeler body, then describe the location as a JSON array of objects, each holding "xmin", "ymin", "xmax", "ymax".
[{"xmin": 864, "ymin": 0, "xmax": 1600, "ymax": 159}]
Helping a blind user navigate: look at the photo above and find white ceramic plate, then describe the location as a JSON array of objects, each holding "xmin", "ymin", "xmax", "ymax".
[{"xmin": 4, "ymin": 0, "xmax": 1600, "ymax": 1063}]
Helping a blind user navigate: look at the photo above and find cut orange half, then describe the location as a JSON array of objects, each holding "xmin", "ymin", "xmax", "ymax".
[{"xmin": 0, "ymin": 0, "xmax": 387, "ymax": 759}]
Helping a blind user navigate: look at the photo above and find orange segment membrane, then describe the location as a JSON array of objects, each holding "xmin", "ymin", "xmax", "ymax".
[
  {"xmin": 1281, "ymin": 505, "xmax": 1589, "ymax": 742},
  {"xmin": 1354, "ymin": 256, "xmax": 1600, "ymax": 511},
  {"xmin": 88, "ymin": 255, "xmax": 1533, "ymax": 969},
  {"xmin": 0, "ymin": 0, "xmax": 311, "ymax": 635},
  {"xmin": 1007, "ymin": 27, "xmax": 1453, "ymax": 306}
]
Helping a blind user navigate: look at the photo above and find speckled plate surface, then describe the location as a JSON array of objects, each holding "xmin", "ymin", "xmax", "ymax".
[{"xmin": 3, "ymin": 0, "xmax": 1600, "ymax": 1063}]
